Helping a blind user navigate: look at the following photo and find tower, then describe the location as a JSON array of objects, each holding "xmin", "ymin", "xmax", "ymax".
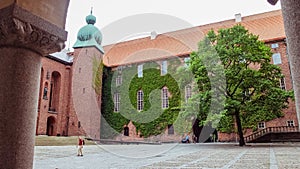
[{"xmin": 71, "ymin": 10, "xmax": 104, "ymax": 139}]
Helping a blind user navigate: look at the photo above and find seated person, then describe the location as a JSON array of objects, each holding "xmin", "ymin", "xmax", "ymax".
[{"xmin": 181, "ymin": 135, "xmax": 190, "ymax": 143}]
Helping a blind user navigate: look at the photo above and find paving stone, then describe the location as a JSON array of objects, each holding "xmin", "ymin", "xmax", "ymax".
[{"xmin": 33, "ymin": 143, "xmax": 300, "ymax": 169}]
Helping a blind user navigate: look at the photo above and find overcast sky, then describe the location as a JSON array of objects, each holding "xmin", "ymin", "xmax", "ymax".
[{"xmin": 65, "ymin": 0, "xmax": 281, "ymax": 47}]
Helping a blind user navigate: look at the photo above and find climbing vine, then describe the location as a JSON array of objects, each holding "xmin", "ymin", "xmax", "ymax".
[
  {"xmin": 92, "ymin": 57, "xmax": 104, "ymax": 96},
  {"xmin": 101, "ymin": 60, "xmax": 184, "ymax": 138}
]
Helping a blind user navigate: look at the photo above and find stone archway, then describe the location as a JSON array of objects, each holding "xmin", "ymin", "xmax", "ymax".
[{"xmin": 46, "ymin": 116, "xmax": 56, "ymax": 136}]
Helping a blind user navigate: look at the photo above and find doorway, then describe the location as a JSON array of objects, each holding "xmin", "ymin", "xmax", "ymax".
[
  {"xmin": 124, "ymin": 126, "xmax": 129, "ymax": 136},
  {"xmin": 46, "ymin": 116, "xmax": 56, "ymax": 136}
]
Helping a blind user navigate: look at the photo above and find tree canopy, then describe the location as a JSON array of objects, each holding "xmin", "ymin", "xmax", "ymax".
[{"xmin": 188, "ymin": 25, "xmax": 294, "ymax": 146}]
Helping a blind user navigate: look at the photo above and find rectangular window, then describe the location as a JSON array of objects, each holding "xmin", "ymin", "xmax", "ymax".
[
  {"xmin": 116, "ymin": 75, "xmax": 122, "ymax": 86},
  {"xmin": 114, "ymin": 93, "xmax": 120, "ymax": 112},
  {"xmin": 279, "ymin": 77, "xmax": 286, "ymax": 90},
  {"xmin": 185, "ymin": 85, "xmax": 192, "ymax": 102},
  {"xmin": 184, "ymin": 57, "xmax": 191, "ymax": 67},
  {"xmin": 272, "ymin": 53, "xmax": 282, "ymax": 65},
  {"xmin": 138, "ymin": 64, "xmax": 143, "ymax": 78},
  {"xmin": 137, "ymin": 90, "xmax": 144, "ymax": 111},
  {"xmin": 161, "ymin": 61, "xmax": 167, "ymax": 75},
  {"xmin": 287, "ymin": 120, "xmax": 294, "ymax": 127},
  {"xmin": 258, "ymin": 122, "xmax": 265, "ymax": 129},
  {"xmin": 271, "ymin": 43, "xmax": 279, "ymax": 49},
  {"xmin": 162, "ymin": 88, "xmax": 169, "ymax": 109},
  {"xmin": 117, "ymin": 66, "xmax": 122, "ymax": 73}
]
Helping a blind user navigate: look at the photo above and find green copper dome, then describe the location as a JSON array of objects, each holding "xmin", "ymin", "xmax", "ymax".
[
  {"xmin": 73, "ymin": 11, "xmax": 104, "ymax": 53},
  {"xmin": 86, "ymin": 14, "xmax": 96, "ymax": 24}
]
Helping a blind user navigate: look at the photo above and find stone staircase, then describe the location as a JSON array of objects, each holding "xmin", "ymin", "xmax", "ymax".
[{"xmin": 244, "ymin": 126, "xmax": 300, "ymax": 143}]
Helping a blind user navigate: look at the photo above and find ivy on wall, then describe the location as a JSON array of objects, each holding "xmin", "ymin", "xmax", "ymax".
[
  {"xmin": 101, "ymin": 61, "xmax": 183, "ymax": 138},
  {"xmin": 100, "ymin": 67, "xmax": 129, "ymax": 139},
  {"xmin": 92, "ymin": 57, "xmax": 104, "ymax": 96}
]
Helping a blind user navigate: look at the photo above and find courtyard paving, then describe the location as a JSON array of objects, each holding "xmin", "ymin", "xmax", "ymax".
[{"xmin": 33, "ymin": 142, "xmax": 300, "ymax": 169}]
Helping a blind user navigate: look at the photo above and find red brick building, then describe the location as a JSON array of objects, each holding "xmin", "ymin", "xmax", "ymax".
[{"xmin": 36, "ymin": 10, "xmax": 298, "ymax": 142}]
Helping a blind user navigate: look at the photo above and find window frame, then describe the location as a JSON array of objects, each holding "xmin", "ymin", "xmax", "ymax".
[
  {"xmin": 138, "ymin": 64, "xmax": 143, "ymax": 78},
  {"xmin": 162, "ymin": 87, "xmax": 169, "ymax": 109},
  {"xmin": 258, "ymin": 122, "xmax": 265, "ymax": 129},
  {"xmin": 114, "ymin": 92, "xmax": 120, "ymax": 112},
  {"xmin": 137, "ymin": 90, "xmax": 144, "ymax": 111},
  {"xmin": 184, "ymin": 57, "xmax": 190, "ymax": 67},
  {"xmin": 272, "ymin": 53, "xmax": 282, "ymax": 65},
  {"xmin": 287, "ymin": 120, "xmax": 294, "ymax": 127},
  {"xmin": 185, "ymin": 85, "xmax": 192, "ymax": 103},
  {"xmin": 161, "ymin": 60, "xmax": 168, "ymax": 75},
  {"xmin": 279, "ymin": 77, "xmax": 286, "ymax": 90},
  {"xmin": 116, "ymin": 75, "xmax": 122, "ymax": 86}
]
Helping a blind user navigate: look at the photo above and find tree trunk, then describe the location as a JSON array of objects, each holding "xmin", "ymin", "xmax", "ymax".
[{"xmin": 235, "ymin": 110, "xmax": 245, "ymax": 146}]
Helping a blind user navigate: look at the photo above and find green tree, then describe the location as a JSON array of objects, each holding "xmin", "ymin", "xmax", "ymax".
[{"xmin": 189, "ymin": 25, "xmax": 293, "ymax": 146}]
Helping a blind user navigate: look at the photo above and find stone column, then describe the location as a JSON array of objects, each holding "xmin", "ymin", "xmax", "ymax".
[
  {"xmin": 0, "ymin": 5, "xmax": 67, "ymax": 169},
  {"xmin": 280, "ymin": 0, "xmax": 300, "ymax": 130}
]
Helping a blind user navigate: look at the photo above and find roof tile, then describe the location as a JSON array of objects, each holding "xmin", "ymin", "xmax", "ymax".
[{"xmin": 103, "ymin": 10, "xmax": 285, "ymax": 67}]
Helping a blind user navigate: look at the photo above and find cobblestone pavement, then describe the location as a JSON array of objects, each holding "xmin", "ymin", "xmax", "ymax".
[{"xmin": 33, "ymin": 143, "xmax": 300, "ymax": 169}]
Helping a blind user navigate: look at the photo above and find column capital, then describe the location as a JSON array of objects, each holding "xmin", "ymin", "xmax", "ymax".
[{"xmin": 0, "ymin": 5, "xmax": 68, "ymax": 56}]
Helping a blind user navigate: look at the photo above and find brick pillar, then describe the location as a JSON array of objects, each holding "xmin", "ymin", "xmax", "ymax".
[
  {"xmin": 280, "ymin": 0, "xmax": 300, "ymax": 130},
  {"xmin": 0, "ymin": 5, "xmax": 67, "ymax": 168}
]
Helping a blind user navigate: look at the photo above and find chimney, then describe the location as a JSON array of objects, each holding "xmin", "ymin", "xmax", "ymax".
[
  {"xmin": 235, "ymin": 13, "xmax": 242, "ymax": 22},
  {"xmin": 150, "ymin": 31, "xmax": 158, "ymax": 40}
]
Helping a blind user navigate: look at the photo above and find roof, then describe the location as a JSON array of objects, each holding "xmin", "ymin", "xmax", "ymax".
[
  {"xmin": 48, "ymin": 49, "xmax": 73, "ymax": 65},
  {"xmin": 103, "ymin": 10, "xmax": 285, "ymax": 67},
  {"xmin": 73, "ymin": 13, "xmax": 104, "ymax": 54}
]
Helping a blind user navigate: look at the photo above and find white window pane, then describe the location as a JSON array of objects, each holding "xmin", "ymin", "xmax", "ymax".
[
  {"xmin": 184, "ymin": 57, "xmax": 190, "ymax": 67},
  {"xmin": 271, "ymin": 43, "xmax": 279, "ymax": 49},
  {"xmin": 138, "ymin": 65, "xmax": 143, "ymax": 77},
  {"xmin": 161, "ymin": 61, "xmax": 167, "ymax": 75},
  {"xmin": 272, "ymin": 53, "xmax": 282, "ymax": 65}
]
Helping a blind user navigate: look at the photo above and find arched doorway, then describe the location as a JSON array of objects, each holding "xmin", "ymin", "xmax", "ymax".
[
  {"xmin": 46, "ymin": 116, "xmax": 56, "ymax": 136},
  {"xmin": 124, "ymin": 126, "xmax": 129, "ymax": 136},
  {"xmin": 192, "ymin": 119, "xmax": 202, "ymax": 143}
]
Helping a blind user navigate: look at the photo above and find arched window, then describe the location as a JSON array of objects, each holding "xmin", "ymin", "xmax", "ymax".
[
  {"xmin": 48, "ymin": 71, "xmax": 61, "ymax": 112},
  {"xmin": 43, "ymin": 82, "xmax": 49, "ymax": 99},
  {"xmin": 38, "ymin": 68, "xmax": 44, "ymax": 109},
  {"xmin": 185, "ymin": 85, "xmax": 192, "ymax": 102},
  {"xmin": 162, "ymin": 87, "xmax": 169, "ymax": 109},
  {"xmin": 137, "ymin": 90, "xmax": 144, "ymax": 111}
]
